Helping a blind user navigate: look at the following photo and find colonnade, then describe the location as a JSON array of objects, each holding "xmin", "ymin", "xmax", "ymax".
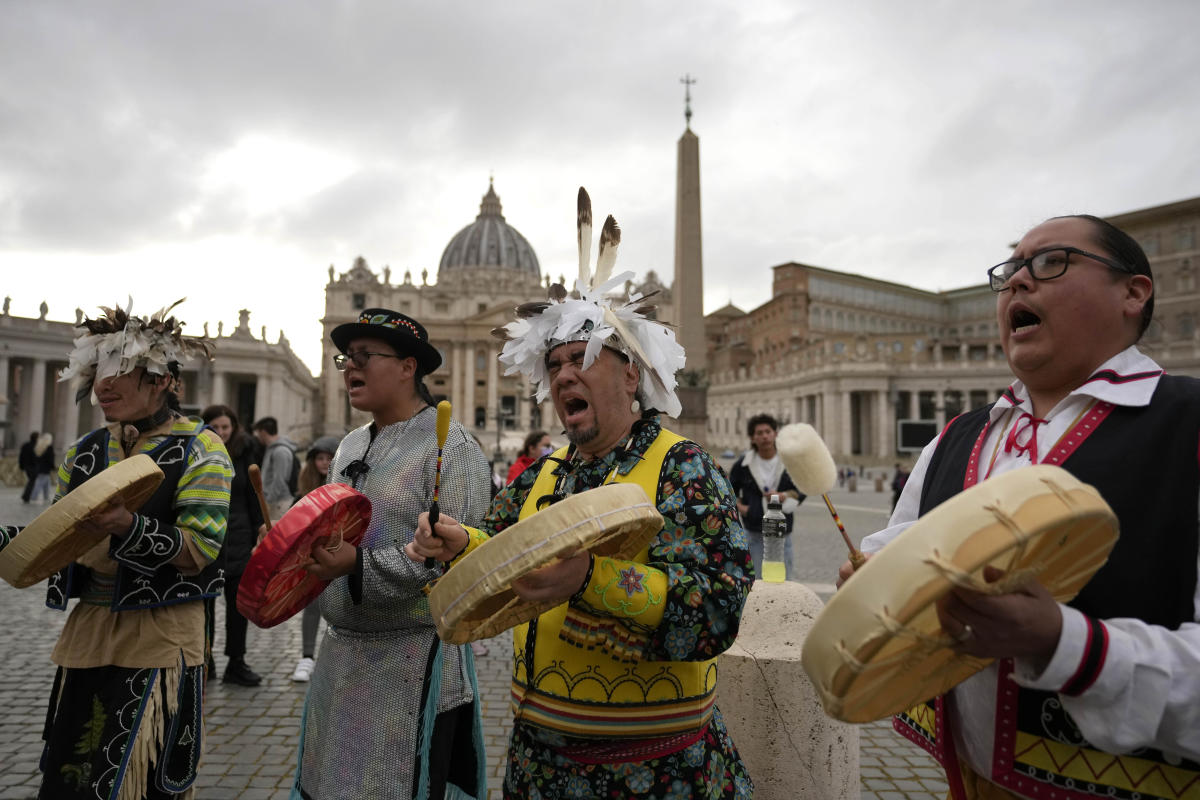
[{"xmin": 708, "ymin": 381, "xmax": 1011, "ymax": 463}]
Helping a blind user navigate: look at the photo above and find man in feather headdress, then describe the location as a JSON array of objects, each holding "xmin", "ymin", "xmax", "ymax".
[
  {"xmin": 0, "ymin": 299, "xmax": 230, "ymax": 800},
  {"xmin": 408, "ymin": 189, "xmax": 756, "ymax": 799}
]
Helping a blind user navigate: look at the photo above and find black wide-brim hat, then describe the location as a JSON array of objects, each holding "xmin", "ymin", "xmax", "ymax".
[{"xmin": 331, "ymin": 308, "xmax": 442, "ymax": 373}]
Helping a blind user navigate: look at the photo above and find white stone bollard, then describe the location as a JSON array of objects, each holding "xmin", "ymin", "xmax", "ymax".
[{"xmin": 717, "ymin": 581, "xmax": 859, "ymax": 799}]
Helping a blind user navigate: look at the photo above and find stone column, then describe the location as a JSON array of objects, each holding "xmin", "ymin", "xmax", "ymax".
[
  {"xmin": 256, "ymin": 370, "xmax": 273, "ymax": 420},
  {"xmin": 28, "ymin": 358, "xmax": 47, "ymax": 436},
  {"xmin": 0, "ymin": 356, "xmax": 9, "ymax": 449},
  {"xmin": 56, "ymin": 371, "xmax": 78, "ymax": 447},
  {"xmin": 486, "ymin": 346, "xmax": 499, "ymax": 431},
  {"xmin": 839, "ymin": 390, "xmax": 852, "ymax": 461},
  {"xmin": 517, "ymin": 378, "xmax": 531, "ymax": 430},
  {"xmin": 212, "ymin": 370, "xmax": 227, "ymax": 406},
  {"xmin": 453, "ymin": 343, "xmax": 467, "ymax": 423},
  {"xmin": 935, "ymin": 390, "xmax": 947, "ymax": 430},
  {"xmin": 818, "ymin": 390, "xmax": 832, "ymax": 442},
  {"xmin": 464, "ymin": 344, "xmax": 477, "ymax": 427},
  {"xmin": 877, "ymin": 389, "xmax": 893, "ymax": 458}
]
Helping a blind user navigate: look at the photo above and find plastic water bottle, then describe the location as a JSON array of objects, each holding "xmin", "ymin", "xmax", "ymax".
[{"xmin": 761, "ymin": 494, "xmax": 787, "ymax": 583}]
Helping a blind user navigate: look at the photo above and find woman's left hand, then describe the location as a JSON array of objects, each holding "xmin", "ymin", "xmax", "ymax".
[{"xmin": 305, "ymin": 540, "xmax": 358, "ymax": 580}]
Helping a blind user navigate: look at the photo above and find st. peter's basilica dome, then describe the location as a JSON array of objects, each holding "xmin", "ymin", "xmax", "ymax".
[{"xmin": 437, "ymin": 181, "xmax": 540, "ymax": 281}]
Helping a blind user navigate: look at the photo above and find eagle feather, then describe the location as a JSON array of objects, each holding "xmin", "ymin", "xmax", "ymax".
[{"xmin": 577, "ymin": 187, "xmax": 593, "ymax": 289}]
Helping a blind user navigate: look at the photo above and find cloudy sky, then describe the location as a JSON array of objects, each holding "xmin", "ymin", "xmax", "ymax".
[{"xmin": 3, "ymin": 1, "xmax": 1198, "ymax": 373}]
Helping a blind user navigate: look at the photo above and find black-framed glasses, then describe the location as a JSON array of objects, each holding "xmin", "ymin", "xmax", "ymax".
[
  {"xmin": 333, "ymin": 351, "xmax": 403, "ymax": 371},
  {"xmin": 987, "ymin": 247, "xmax": 1132, "ymax": 292}
]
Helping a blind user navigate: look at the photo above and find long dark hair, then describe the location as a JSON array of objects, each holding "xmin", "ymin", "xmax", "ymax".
[
  {"xmin": 201, "ymin": 403, "xmax": 248, "ymax": 458},
  {"xmin": 1055, "ymin": 214, "xmax": 1154, "ymax": 337}
]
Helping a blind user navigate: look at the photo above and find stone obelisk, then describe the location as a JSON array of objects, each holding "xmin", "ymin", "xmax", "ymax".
[{"xmin": 673, "ymin": 74, "xmax": 709, "ymax": 442}]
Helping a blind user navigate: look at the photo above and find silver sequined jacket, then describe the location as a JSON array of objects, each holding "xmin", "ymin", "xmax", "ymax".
[{"xmin": 298, "ymin": 406, "xmax": 493, "ymax": 800}]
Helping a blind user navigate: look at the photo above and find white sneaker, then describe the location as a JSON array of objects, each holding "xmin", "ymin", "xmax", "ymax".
[{"xmin": 291, "ymin": 657, "xmax": 315, "ymax": 682}]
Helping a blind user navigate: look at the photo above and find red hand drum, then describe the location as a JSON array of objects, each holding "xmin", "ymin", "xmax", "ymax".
[{"xmin": 238, "ymin": 483, "xmax": 371, "ymax": 628}]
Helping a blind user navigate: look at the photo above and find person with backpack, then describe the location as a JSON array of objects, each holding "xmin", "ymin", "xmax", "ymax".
[{"xmin": 252, "ymin": 416, "xmax": 299, "ymax": 523}]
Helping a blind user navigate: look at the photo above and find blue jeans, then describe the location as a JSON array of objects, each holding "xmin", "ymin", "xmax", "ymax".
[{"xmin": 746, "ymin": 529, "xmax": 794, "ymax": 581}]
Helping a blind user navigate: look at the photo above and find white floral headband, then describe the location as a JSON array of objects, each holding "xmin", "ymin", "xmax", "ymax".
[
  {"xmin": 492, "ymin": 188, "xmax": 686, "ymax": 418},
  {"xmin": 58, "ymin": 298, "xmax": 213, "ymax": 404}
]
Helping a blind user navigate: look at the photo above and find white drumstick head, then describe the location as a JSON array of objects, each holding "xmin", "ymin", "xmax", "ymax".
[{"xmin": 776, "ymin": 423, "xmax": 838, "ymax": 497}]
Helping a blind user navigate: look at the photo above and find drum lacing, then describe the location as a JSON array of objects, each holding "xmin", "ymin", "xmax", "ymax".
[
  {"xmin": 276, "ymin": 517, "xmax": 348, "ymax": 574},
  {"xmin": 833, "ymin": 609, "xmax": 952, "ymax": 676},
  {"xmin": 833, "ymin": 641, "xmax": 867, "ymax": 673},
  {"xmin": 875, "ymin": 607, "xmax": 959, "ymax": 649},
  {"xmin": 1038, "ymin": 475, "xmax": 1077, "ymax": 507},
  {"xmin": 439, "ymin": 502, "xmax": 658, "ymax": 619},
  {"xmin": 922, "ymin": 550, "xmax": 1040, "ymax": 595}
]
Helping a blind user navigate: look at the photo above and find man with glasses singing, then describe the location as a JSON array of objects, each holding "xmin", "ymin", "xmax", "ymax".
[
  {"xmin": 840, "ymin": 215, "xmax": 1200, "ymax": 798},
  {"xmin": 291, "ymin": 308, "xmax": 494, "ymax": 800}
]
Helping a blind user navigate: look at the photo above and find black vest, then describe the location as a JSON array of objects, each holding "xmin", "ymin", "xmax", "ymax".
[
  {"xmin": 914, "ymin": 376, "xmax": 1200, "ymax": 797},
  {"xmin": 920, "ymin": 375, "xmax": 1200, "ymax": 628},
  {"xmin": 46, "ymin": 425, "xmax": 225, "ymax": 612}
]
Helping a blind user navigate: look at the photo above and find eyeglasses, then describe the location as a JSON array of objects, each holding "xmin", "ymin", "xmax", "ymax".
[
  {"xmin": 333, "ymin": 351, "xmax": 403, "ymax": 370},
  {"xmin": 987, "ymin": 247, "xmax": 1132, "ymax": 292}
]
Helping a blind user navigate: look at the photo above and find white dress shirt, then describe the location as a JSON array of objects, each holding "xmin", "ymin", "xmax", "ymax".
[{"xmin": 862, "ymin": 346, "xmax": 1200, "ymax": 772}]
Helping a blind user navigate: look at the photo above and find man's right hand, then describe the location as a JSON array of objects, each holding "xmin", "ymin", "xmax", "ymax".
[
  {"xmin": 405, "ymin": 511, "xmax": 469, "ymax": 564},
  {"xmin": 836, "ymin": 552, "xmax": 872, "ymax": 588}
]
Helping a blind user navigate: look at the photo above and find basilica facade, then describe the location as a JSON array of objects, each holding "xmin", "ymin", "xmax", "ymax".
[{"xmin": 319, "ymin": 181, "xmax": 554, "ymax": 461}]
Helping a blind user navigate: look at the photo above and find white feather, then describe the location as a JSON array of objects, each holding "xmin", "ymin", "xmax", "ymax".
[
  {"xmin": 592, "ymin": 215, "xmax": 620, "ymax": 288},
  {"xmin": 776, "ymin": 423, "xmax": 838, "ymax": 496}
]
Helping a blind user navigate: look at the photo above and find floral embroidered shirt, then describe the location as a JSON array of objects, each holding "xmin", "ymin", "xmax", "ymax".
[{"xmin": 475, "ymin": 414, "xmax": 754, "ymax": 662}]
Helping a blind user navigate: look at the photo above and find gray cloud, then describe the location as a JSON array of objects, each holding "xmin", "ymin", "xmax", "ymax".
[{"xmin": 3, "ymin": 0, "xmax": 1200, "ymax": 371}]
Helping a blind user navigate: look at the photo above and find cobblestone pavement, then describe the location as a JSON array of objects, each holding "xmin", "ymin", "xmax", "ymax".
[{"xmin": 0, "ymin": 482, "xmax": 946, "ymax": 799}]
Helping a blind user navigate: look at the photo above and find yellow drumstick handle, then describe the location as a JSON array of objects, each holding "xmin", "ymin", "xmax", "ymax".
[
  {"xmin": 425, "ymin": 400, "xmax": 453, "ymax": 568},
  {"xmin": 435, "ymin": 400, "xmax": 452, "ymax": 450}
]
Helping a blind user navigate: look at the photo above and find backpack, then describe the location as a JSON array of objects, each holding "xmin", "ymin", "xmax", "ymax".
[
  {"xmin": 287, "ymin": 451, "xmax": 301, "ymax": 497},
  {"xmin": 267, "ymin": 441, "xmax": 301, "ymax": 498}
]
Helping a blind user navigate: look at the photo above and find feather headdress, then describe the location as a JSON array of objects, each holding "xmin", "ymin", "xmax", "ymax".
[
  {"xmin": 58, "ymin": 297, "xmax": 214, "ymax": 403},
  {"xmin": 493, "ymin": 188, "xmax": 686, "ymax": 418}
]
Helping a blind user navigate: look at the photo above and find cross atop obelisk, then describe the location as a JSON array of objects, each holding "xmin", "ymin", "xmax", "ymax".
[{"xmin": 680, "ymin": 73, "xmax": 697, "ymax": 129}]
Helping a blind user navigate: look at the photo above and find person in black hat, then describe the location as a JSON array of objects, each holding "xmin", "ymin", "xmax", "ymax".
[{"xmin": 291, "ymin": 308, "xmax": 494, "ymax": 800}]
